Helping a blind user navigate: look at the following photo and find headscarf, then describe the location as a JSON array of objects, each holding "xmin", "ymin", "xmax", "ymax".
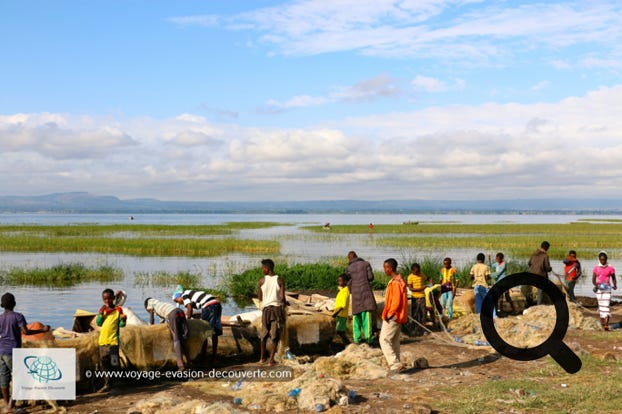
[{"xmin": 172, "ymin": 284, "xmax": 184, "ymax": 300}]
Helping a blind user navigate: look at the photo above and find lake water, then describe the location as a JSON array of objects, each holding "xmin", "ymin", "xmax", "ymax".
[{"xmin": 1, "ymin": 212, "xmax": 619, "ymax": 328}]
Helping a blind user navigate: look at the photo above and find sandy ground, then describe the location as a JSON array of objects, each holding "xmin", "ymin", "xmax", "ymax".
[{"xmin": 16, "ymin": 298, "xmax": 622, "ymax": 414}]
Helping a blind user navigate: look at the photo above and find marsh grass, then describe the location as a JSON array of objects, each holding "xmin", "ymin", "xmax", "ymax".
[
  {"xmin": 307, "ymin": 222, "xmax": 622, "ymax": 259},
  {"xmin": 187, "ymin": 256, "xmax": 530, "ymax": 300},
  {"xmin": 133, "ymin": 270, "xmax": 228, "ymax": 300},
  {"xmin": 437, "ymin": 355, "xmax": 622, "ymax": 413},
  {"xmin": 0, "ymin": 263, "xmax": 123, "ymax": 287},
  {"xmin": 0, "ymin": 222, "xmax": 281, "ymax": 256},
  {"xmin": 227, "ymin": 263, "xmax": 347, "ymax": 299},
  {"xmin": 0, "ymin": 234, "xmax": 279, "ymax": 257},
  {"xmin": 134, "ymin": 270, "xmax": 201, "ymax": 289},
  {"xmin": 0, "ymin": 222, "xmax": 281, "ymax": 236}
]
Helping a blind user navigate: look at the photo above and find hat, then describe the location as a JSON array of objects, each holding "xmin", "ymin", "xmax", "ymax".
[{"xmin": 172, "ymin": 285, "xmax": 184, "ymax": 300}]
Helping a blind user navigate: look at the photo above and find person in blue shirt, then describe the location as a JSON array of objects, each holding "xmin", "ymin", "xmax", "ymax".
[
  {"xmin": 0, "ymin": 293, "xmax": 50, "ymax": 412},
  {"xmin": 490, "ymin": 252, "xmax": 516, "ymax": 315}
]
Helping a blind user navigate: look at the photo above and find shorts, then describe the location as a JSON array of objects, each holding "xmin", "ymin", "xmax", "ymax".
[
  {"xmin": 335, "ymin": 316, "xmax": 347, "ymax": 332},
  {"xmin": 201, "ymin": 302, "xmax": 223, "ymax": 336},
  {"xmin": 99, "ymin": 345, "xmax": 120, "ymax": 371},
  {"xmin": 261, "ymin": 305, "xmax": 284, "ymax": 343},
  {"xmin": 0, "ymin": 354, "xmax": 12, "ymax": 388}
]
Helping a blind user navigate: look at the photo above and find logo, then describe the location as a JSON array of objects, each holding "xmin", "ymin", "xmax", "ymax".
[
  {"xmin": 13, "ymin": 348, "xmax": 76, "ymax": 400},
  {"xmin": 23, "ymin": 355, "xmax": 63, "ymax": 383}
]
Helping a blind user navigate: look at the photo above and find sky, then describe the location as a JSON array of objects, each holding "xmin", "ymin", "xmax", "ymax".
[{"xmin": 1, "ymin": 0, "xmax": 622, "ymax": 202}]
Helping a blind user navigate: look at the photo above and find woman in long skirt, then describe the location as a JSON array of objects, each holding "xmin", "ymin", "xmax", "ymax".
[{"xmin": 592, "ymin": 251, "xmax": 617, "ymax": 330}]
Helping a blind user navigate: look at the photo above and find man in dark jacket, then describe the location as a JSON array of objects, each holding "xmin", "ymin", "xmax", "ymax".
[
  {"xmin": 527, "ymin": 241, "xmax": 552, "ymax": 305},
  {"xmin": 346, "ymin": 251, "xmax": 377, "ymax": 345}
]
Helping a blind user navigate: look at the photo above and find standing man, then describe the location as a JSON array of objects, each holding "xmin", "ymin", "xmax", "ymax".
[
  {"xmin": 528, "ymin": 241, "xmax": 553, "ymax": 305},
  {"xmin": 173, "ymin": 286, "xmax": 222, "ymax": 364},
  {"xmin": 346, "ymin": 251, "xmax": 377, "ymax": 345},
  {"xmin": 563, "ymin": 250, "xmax": 582, "ymax": 303},
  {"xmin": 379, "ymin": 258, "xmax": 408, "ymax": 373},
  {"xmin": 257, "ymin": 258, "xmax": 286, "ymax": 365},
  {"xmin": 470, "ymin": 253, "xmax": 491, "ymax": 314}
]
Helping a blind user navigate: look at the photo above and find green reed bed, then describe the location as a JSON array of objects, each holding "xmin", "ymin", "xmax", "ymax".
[
  {"xmin": 0, "ymin": 222, "xmax": 282, "ymax": 237},
  {"xmin": 227, "ymin": 263, "xmax": 346, "ymax": 299},
  {"xmin": 225, "ymin": 257, "xmax": 526, "ymax": 300},
  {"xmin": 306, "ymin": 222, "xmax": 622, "ymax": 259},
  {"xmin": 133, "ymin": 270, "xmax": 227, "ymax": 300},
  {"xmin": 306, "ymin": 222, "xmax": 622, "ymax": 235},
  {"xmin": 0, "ymin": 263, "xmax": 123, "ymax": 287},
  {"xmin": 0, "ymin": 234, "xmax": 279, "ymax": 257}
]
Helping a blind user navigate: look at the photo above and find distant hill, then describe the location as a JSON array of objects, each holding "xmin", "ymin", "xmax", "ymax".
[{"xmin": 0, "ymin": 192, "xmax": 621, "ymax": 214}]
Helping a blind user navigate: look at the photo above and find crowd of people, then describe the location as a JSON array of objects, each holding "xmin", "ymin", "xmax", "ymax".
[
  {"xmin": 330, "ymin": 243, "xmax": 618, "ymax": 374},
  {"xmin": 0, "ymin": 243, "xmax": 618, "ymax": 407}
]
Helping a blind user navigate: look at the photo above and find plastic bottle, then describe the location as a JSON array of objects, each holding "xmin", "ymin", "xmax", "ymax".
[
  {"xmin": 454, "ymin": 336, "xmax": 463, "ymax": 343},
  {"xmin": 348, "ymin": 390, "xmax": 356, "ymax": 401},
  {"xmin": 288, "ymin": 388, "xmax": 301, "ymax": 397},
  {"xmin": 314, "ymin": 403, "xmax": 325, "ymax": 412},
  {"xmin": 286, "ymin": 349, "xmax": 295, "ymax": 360},
  {"xmin": 232, "ymin": 397, "xmax": 243, "ymax": 405}
]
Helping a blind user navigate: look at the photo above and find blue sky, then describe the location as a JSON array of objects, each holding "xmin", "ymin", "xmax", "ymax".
[{"xmin": 1, "ymin": 1, "xmax": 621, "ymax": 201}]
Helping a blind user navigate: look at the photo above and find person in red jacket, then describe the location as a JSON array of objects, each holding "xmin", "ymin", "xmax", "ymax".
[{"xmin": 380, "ymin": 258, "xmax": 408, "ymax": 373}]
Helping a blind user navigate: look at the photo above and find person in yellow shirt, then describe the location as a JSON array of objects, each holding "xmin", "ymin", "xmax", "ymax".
[
  {"xmin": 96, "ymin": 288, "xmax": 127, "ymax": 393},
  {"xmin": 439, "ymin": 258, "xmax": 458, "ymax": 319},
  {"xmin": 470, "ymin": 253, "xmax": 492, "ymax": 314},
  {"xmin": 332, "ymin": 274, "xmax": 351, "ymax": 345},
  {"xmin": 407, "ymin": 263, "xmax": 428, "ymax": 335}
]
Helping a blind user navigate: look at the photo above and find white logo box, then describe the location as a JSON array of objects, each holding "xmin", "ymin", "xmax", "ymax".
[{"xmin": 12, "ymin": 348, "xmax": 76, "ymax": 400}]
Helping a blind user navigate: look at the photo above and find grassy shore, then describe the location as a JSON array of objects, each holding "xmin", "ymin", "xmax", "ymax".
[
  {"xmin": 0, "ymin": 223, "xmax": 280, "ymax": 256},
  {"xmin": 437, "ymin": 354, "xmax": 622, "ymax": 413}
]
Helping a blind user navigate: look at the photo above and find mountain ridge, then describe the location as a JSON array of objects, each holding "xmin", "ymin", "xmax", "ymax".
[{"xmin": 1, "ymin": 192, "xmax": 621, "ymax": 214}]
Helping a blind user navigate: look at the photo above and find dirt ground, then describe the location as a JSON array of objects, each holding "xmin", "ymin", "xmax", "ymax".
[{"xmin": 17, "ymin": 298, "xmax": 622, "ymax": 414}]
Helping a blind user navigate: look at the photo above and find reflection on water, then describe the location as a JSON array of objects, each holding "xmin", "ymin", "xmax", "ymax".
[{"xmin": 2, "ymin": 212, "xmax": 622, "ymax": 329}]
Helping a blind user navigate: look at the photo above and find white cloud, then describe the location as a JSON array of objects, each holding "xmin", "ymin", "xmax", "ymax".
[
  {"xmin": 172, "ymin": 1, "xmax": 622, "ymax": 66},
  {"xmin": 580, "ymin": 56, "xmax": 622, "ymax": 69},
  {"xmin": 264, "ymin": 74, "xmax": 401, "ymax": 111},
  {"xmin": 334, "ymin": 74, "xmax": 401, "ymax": 101},
  {"xmin": 530, "ymin": 80, "xmax": 550, "ymax": 91},
  {"xmin": 168, "ymin": 15, "xmax": 220, "ymax": 27},
  {"xmin": 412, "ymin": 75, "xmax": 447, "ymax": 92},
  {"xmin": 2, "ymin": 85, "xmax": 622, "ymax": 200}
]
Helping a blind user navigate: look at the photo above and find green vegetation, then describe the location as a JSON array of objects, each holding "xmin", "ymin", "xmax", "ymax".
[
  {"xmin": 227, "ymin": 263, "xmax": 348, "ymax": 299},
  {"xmin": 134, "ymin": 270, "xmax": 202, "ymax": 289},
  {"xmin": 134, "ymin": 270, "xmax": 228, "ymax": 300},
  {"xmin": 0, "ymin": 223, "xmax": 280, "ymax": 256},
  {"xmin": 306, "ymin": 222, "xmax": 622, "ymax": 259},
  {"xmin": 0, "ymin": 222, "xmax": 281, "ymax": 236},
  {"xmin": 437, "ymin": 355, "xmax": 622, "ymax": 413},
  {"xmin": 226, "ymin": 258, "xmax": 525, "ymax": 300},
  {"xmin": 0, "ymin": 263, "xmax": 123, "ymax": 287}
]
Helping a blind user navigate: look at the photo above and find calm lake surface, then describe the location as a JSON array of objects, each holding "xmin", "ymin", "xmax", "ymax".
[{"xmin": 1, "ymin": 212, "xmax": 619, "ymax": 328}]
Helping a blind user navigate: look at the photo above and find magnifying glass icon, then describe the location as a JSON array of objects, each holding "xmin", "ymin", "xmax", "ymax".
[{"xmin": 480, "ymin": 272, "xmax": 582, "ymax": 374}]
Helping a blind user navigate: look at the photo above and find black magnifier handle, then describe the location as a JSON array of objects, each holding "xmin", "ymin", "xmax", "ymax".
[{"xmin": 550, "ymin": 342, "xmax": 582, "ymax": 374}]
